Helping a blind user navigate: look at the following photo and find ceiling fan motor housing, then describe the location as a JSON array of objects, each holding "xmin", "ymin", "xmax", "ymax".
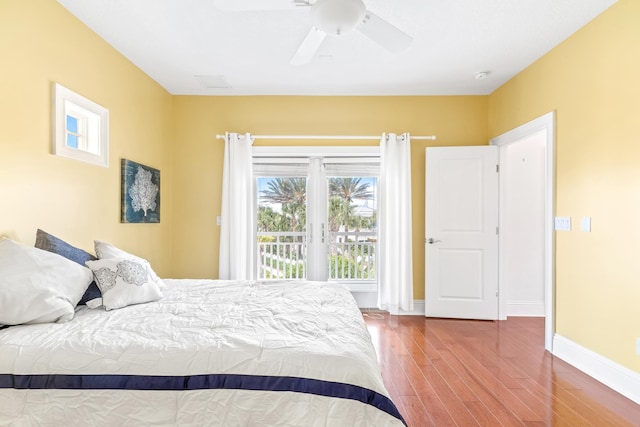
[{"xmin": 311, "ymin": 0, "xmax": 366, "ymax": 36}]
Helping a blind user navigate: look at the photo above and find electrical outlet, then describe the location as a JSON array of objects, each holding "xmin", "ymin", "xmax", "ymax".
[
  {"xmin": 554, "ymin": 216, "xmax": 571, "ymax": 231},
  {"xmin": 581, "ymin": 217, "xmax": 591, "ymax": 232},
  {"xmin": 637, "ymin": 338, "xmax": 640, "ymax": 356}
]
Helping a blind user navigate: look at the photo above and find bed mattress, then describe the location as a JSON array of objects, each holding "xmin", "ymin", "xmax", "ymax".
[{"xmin": 0, "ymin": 279, "xmax": 404, "ymax": 426}]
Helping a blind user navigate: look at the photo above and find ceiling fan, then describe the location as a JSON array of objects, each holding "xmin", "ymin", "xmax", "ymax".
[{"xmin": 213, "ymin": 0, "xmax": 413, "ymax": 65}]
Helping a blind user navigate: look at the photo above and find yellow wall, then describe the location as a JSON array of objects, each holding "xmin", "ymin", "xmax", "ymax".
[
  {"xmin": 489, "ymin": 0, "xmax": 640, "ymax": 372},
  {"xmin": 6, "ymin": 0, "xmax": 636, "ymax": 378},
  {"xmin": 171, "ymin": 96, "xmax": 488, "ymax": 298},
  {"xmin": 0, "ymin": 0, "xmax": 174, "ymax": 275}
]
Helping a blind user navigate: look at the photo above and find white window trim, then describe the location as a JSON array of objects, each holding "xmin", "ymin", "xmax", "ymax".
[{"xmin": 53, "ymin": 83, "xmax": 109, "ymax": 167}]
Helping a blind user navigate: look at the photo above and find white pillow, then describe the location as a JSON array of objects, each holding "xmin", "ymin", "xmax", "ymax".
[
  {"xmin": 94, "ymin": 240, "xmax": 163, "ymax": 286},
  {"xmin": 85, "ymin": 258, "xmax": 163, "ymax": 311},
  {"xmin": 0, "ymin": 238, "xmax": 93, "ymax": 325}
]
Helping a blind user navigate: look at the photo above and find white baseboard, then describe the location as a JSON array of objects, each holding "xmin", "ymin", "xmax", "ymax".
[
  {"xmin": 352, "ymin": 292, "xmax": 378, "ymax": 308},
  {"xmin": 506, "ymin": 300, "xmax": 544, "ymax": 317},
  {"xmin": 553, "ymin": 334, "xmax": 640, "ymax": 405},
  {"xmin": 399, "ymin": 299, "xmax": 425, "ymax": 316},
  {"xmin": 355, "ymin": 297, "xmax": 425, "ymax": 316}
]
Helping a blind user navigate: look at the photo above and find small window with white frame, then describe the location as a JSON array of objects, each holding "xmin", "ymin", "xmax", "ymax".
[{"xmin": 53, "ymin": 83, "xmax": 109, "ymax": 167}]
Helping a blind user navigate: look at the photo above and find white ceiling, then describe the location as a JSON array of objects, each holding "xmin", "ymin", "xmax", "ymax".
[{"xmin": 57, "ymin": 0, "xmax": 617, "ymax": 96}]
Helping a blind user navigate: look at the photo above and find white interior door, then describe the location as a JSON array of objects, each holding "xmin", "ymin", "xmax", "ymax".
[{"xmin": 425, "ymin": 146, "xmax": 499, "ymax": 319}]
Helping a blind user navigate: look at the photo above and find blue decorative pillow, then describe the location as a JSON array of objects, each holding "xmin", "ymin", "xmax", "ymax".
[{"xmin": 35, "ymin": 229, "xmax": 101, "ymax": 305}]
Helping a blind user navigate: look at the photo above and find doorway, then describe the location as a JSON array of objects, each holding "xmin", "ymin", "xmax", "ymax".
[
  {"xmin": 498, "ymin": 130, "xmax": 546, "ymax": 317},
  {"xmin": 491, "ymin": 112, "xmax": 556, "ymax": 351},
  {"xmin": 252, "ymin": 146, "xmax": 381, "ymax": 307},
  {"xmin": 425, "ymin": 112, "xmax": 555, "ymax": 352}
]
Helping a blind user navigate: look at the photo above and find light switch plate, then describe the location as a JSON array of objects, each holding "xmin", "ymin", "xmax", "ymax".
[
  {"xmin": 554, "ymin": 216, "xmax": 571, "ymax": 231},
  {"xmin": 581, "ymin": 217, "xmax": 591, "ymax": 232},
  {"xmin": 216, "ymin": 216, "xmax": 222, "ymax": 226}
]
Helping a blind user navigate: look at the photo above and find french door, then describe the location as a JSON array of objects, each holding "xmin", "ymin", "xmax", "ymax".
[{"xmin": 254, "ymin": 148, "xmax": 379, "ymax": 291}]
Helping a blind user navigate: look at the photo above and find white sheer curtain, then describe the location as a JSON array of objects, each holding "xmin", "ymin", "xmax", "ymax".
[
  {"xmin": 219, "ymin": 132, "xmax": 255, "ymax": 280},
  {"xmin": 378, "ymin": 133, "xmax": 414, "ymax": 314}
]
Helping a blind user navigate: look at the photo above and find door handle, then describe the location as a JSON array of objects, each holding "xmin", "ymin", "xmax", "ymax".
[{"xmin": 427, "ymin": 238, "xmax": 442, "ymax": 244}]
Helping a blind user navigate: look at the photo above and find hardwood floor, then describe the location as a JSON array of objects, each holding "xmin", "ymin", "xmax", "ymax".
[{"xmin": 362, "ymin": 313, "xmax": 640, "ymax": 427}]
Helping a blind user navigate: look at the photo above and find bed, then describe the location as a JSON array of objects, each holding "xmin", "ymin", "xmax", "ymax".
[{"xmin": 0, "ymin": 235, "xmax": 405, "ymax": 426}]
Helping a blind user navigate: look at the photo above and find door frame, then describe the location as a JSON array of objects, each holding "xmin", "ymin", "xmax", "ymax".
[{"xmin": 490, "ymin": 111, "xmax": 556, "ymax": 352}]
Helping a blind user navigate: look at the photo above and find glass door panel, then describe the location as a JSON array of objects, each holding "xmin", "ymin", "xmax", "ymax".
[
  {"xmin": 256, "ymin": 177, "xmax": 307, "ymax": 279},
  {"xmin": 327, "ymin": 177, "xmax": 377, "ymax": 283},
  {"xmin": 255, "ymin": 159, "xmax": 378, "ymax": 291}
]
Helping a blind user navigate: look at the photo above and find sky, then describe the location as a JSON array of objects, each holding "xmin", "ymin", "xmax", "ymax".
[{"xmin": 257, "ymin": 177, "xmax": 377, "ymax": 210}]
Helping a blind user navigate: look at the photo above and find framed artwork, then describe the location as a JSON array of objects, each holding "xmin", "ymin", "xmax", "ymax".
[{"xmin": 121, "ymin": 159, "xmax": 160, "ymax": 223}]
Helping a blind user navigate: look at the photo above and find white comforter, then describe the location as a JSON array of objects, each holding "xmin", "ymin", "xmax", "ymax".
[{"xmin": 0, "ymin": 279, "xmax": 405, "ymax": 426}]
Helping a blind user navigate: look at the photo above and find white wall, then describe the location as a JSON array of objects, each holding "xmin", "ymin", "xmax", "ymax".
[{"xmin": 502, "ymin": 130, "xmax": 546, "ymax": 316}]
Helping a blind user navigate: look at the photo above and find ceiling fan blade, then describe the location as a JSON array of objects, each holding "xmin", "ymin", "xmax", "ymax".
[
  {"xmin": 357, "ymin": 10, "xmax": 413, "ymax": 53},
  {"xmin": 290, "ymin": 27, "xmax": 326, "ymax": 66},
  {"xmin": 213, "ymin": 0, "xmax": 312, "ymax": 11}
]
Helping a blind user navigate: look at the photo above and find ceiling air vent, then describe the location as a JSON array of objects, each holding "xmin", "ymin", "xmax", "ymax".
[{"xmin": 194, "ymin": 75, "xmax": 231, "ymax": 89}]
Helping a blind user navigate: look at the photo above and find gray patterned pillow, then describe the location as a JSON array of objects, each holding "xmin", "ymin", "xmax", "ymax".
[
  {"xmin": 85, "ymin": 258, "xmax": 163, "ymax": 310},
  {"xmin": 93, "ymin": 240, "xmax": 164, "ymax": 289}
]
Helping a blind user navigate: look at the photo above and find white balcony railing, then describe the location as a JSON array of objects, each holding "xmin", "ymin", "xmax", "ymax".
[
  {"xmin": 328, "ymin": 231, "xmax": 376, "ymax": 281},
  {"xmin": 257, "ymin": 232, "xmax": 307, "ymax": 280},
  {"xmin": 256, "ymin": 231, "xmax": 376, "ymax": 281}
]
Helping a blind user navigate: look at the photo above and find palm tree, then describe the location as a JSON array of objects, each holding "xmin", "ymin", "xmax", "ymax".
[
  {"xmin": 257, "ymin": 205, "xmax": 289, "ymax": 232},
  {"xmin": 328, "ymin": 178, "xmax": 373, "ymax": 232},
  {"xmin": 328, "ymin": 197, "xmax": 347, "ymax": 232},
  {"xmin": 261, "ymin": 178, "xmax": 306, "ymax": 205},
  {"xmin": 329, "ymin": 177, "xmax": 373, "ymax": 203},
  {"xmin": 259, "ymin": 178, "xmax": 307, "ymax": 232}
]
